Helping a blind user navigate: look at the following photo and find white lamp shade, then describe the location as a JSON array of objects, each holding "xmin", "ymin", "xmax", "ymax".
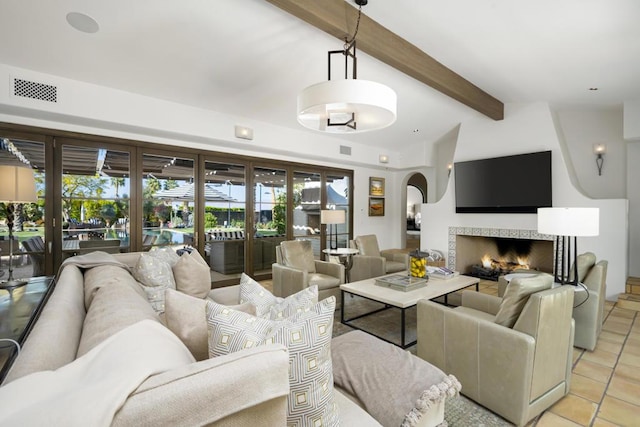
[
  {"xmin": 537, "ymin": 207, "xmax": 599, "ymax": 236},
  {"xmin": 297, "ymin": 79, "xmax": 397, "ymax": 133},
  {"xmin": 320, "ymin": 209, "xmax": 346, "ymax": 224},
  {"xmin": 0, "ymin": 165, "xmax": 37, "ymax": 203}
]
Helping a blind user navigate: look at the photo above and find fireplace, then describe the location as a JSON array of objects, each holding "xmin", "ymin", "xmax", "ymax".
[{"xmin": 448, "ymin": 227, "xmax": 555, "ymax": 280}]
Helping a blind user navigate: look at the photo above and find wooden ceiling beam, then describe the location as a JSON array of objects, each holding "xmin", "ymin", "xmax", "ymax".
[{"xmin": 265, "ymin": 0, "xmax": 504, "ymax": 120}]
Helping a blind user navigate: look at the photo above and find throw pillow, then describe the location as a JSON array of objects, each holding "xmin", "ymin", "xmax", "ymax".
[
  {"xmin": 164, "ymin": 289, "xmax": 255, "ymax": 361},
  {"xmin": 332, "ymin": 330, "xmax": 460, "ymax": 427},
  {"xmin": 239, "ymin": 273, "xmax": 318, "ymax": 319},
  {"xmin": 133, "ymin": 253, "xmax": 177, "ymax": 313},
  {"xmin": 189, "ymin": 249, "xmax": 209, "ymax": 267},
  {"xmin": 206, "ymin": 296, "xmax": 339, "ymax": 426},
  {"xmin": 494, "ymin": 274, "xmax": 553, "ymax": 328},
  {"xmin": 148, "ymin": 246, "xmax": 180, "ymax": 266},
  {"xmin": 172, "ymin": 252, "xmax": 211, "ymax": 299},
  {"xmin": 133, "ymin": 253, "xmax": 176, "ymax": 290}
]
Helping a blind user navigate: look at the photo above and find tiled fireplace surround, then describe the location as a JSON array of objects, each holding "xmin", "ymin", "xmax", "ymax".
[{"xmin": 448, "ymin": 226, "xmax": 556, "ymax": 276}]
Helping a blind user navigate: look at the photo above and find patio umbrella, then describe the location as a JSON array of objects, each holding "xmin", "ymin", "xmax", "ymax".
[{"xmin": 154, "ymin": 183, "xmax": 238, "ymax": 202}]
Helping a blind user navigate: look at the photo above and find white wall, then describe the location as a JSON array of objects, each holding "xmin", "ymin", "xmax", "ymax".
[
  {"xmin": 555, "ymin": 108, "xmax": 626, "ymax": 199},
  {"xmin": 421, "ymin": 103, "xmax": 628, "ymax": 300},
  {"xmin": 628, "ymin": 141, "xmax": 640, "ymax": 277},
  {"xmin": 623, "ymin": 100, "xmax": 640, "ymax": 140}
]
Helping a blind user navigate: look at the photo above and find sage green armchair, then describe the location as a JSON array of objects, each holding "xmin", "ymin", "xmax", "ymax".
[
  {"xmin": 348, "ymin": 235, "xmax": 408, "ymax": 282},
  {"xmin": 498, "ymin": 252, "xmax": 608, "ymax": 351},
  {"xmin": 572, "ymin": 257, "xmax": 608, "ymax": 351},
  {"xmin": 272, "ymin": 240, "xmax": 344, "ymax": 305},
  {"xmin": 417, "ymin": 275, "xmax": 574, "ymax": 427}
]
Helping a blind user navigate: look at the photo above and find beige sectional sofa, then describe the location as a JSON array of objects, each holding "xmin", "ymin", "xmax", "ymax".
[{"xmin": 2, "ymin": 252, "xmax": 385, "ymax": 426}]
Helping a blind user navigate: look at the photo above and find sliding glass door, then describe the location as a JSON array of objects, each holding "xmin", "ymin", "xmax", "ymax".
[
  {"xmin": 203, "ymin": 160, "xmax": 246, "ymax": 286},
  {"xmin": 0, "ymin": 137, "xmax": 46, "ymax": 280}
]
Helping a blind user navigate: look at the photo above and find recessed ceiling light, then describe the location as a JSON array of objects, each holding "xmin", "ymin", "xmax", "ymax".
[{"xmin": 66, "ymin": 12, "xmax": 99, "ymax": 34}]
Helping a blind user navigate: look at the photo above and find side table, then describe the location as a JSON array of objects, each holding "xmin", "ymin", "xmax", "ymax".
[
  {"xmin": 323, "ymin": 248, "xmax": 359, "ymax": 283},
  {"xmin": 0, "ymin": 276, "xmax": 55, "ymax": 383}
]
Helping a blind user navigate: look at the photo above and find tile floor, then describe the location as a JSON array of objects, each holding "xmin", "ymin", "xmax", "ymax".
[{"xmin": 262, "ymin": 279, "xmax": 640, "ymax": 425}]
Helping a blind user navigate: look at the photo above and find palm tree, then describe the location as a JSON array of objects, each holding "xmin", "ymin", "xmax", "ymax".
[{"xmin": 110, "ymin": 177, "xmax": 126, "ymax": 198}]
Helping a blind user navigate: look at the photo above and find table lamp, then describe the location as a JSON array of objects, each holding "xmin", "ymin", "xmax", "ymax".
[
  {"xmin": 537, "ymin": 207, "xmax": 599, "ymax": 285},
  {"xmin": 320, "ymin": 209, "xmax": 346, "ymax": 250},
  {"xmin": 0, "ymin": 165, "xmax": 38, "ymax": 289}
]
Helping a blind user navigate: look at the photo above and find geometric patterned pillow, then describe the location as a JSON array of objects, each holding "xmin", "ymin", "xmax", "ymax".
[
  {"xmin": 206, "ymin": 297, "xmax": 339, "ymax": 426},
  {"xmin": 239, "ymin": 273, "xmax": 283, "ymax": 317},
  {"xmin": 239, "ymin": 273, "xmax": 318, "ymax": 319}
]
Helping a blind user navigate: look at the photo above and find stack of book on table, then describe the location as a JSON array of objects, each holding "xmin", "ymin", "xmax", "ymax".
[
  {"xmin": 426, "ymin": 266, "xmax": 459, "ymax": 280},
  {"xmin": 374, "ymin": 274, "xmax": 429, "ymax": 292}
]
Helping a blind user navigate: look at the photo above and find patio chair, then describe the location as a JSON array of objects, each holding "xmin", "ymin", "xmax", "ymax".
[{"xmin": 21, "ymin": 236, "xmax": 46, "ymax": 277}]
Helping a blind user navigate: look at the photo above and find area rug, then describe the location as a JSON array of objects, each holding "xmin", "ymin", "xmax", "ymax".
[
  {"xmin": 334, "ymin": 295, "xmax": 513, "ymax": 426},
  {"xmin": 445, "ymin": 395, "xmax": 513, "ymax": 426}
]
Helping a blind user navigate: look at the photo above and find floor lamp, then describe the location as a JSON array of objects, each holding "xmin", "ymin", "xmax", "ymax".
[
  {"xmin": 537, "ymin": 207, "xmax": 599, "ymax": 286},
  {"xmin": 320, "ymin": 209, "xmax": 346, "ymax": 250},
  {"xmin": 0, "ymin": 165, "xmax": 38, "ymax": 289}
]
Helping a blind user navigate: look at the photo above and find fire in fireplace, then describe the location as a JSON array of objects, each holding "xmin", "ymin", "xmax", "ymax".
[{"xmin": 472, "ymin": 253, "xmax": 532, "ymax": 281}]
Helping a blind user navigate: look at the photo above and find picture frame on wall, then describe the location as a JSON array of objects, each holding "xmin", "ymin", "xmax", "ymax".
[
  {"xmin": 369, "ymin": 177, "xmax": 385, "ymax": 197},
  {"xmin": 369, "ymin": 197, "xmax": 385, "ymax": 216}
]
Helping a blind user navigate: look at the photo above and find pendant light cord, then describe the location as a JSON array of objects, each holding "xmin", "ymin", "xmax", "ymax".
[{"xmin": 344, "ymin": 4, "xmax": 363, "ymax": 49}]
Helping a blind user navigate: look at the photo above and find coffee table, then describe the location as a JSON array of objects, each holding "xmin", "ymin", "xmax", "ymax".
[{"xmin": 340, "ymin": 273, "xmax": 480, "ymax": 348}]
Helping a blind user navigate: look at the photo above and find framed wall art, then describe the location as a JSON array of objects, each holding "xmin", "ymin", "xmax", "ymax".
[
  {"xmin": 369, "ymin": 197, "xmax": 385, "ymax": 216},
  {"xmin": 369, "ymin": 177, "xmax": 385, "ymax": 197}
]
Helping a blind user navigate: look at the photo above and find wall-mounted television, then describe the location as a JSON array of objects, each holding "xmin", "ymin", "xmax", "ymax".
[{"xmin": 454, "ymin": 151, "xmax": 552, "ymax": 214}]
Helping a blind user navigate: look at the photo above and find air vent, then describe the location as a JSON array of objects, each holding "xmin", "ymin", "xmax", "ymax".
[
  {"xmin": 13, "ymin": 78, "xmax": 58, "ymax": 103},
  {"xmin": 339, "ymin": 145, "xmax": 352, "ymax": 155}
]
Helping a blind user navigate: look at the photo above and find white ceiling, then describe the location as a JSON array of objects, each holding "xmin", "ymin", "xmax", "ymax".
[{"xmin": 1, "ymin": 0, "xmax": 639, "ymax": 151}]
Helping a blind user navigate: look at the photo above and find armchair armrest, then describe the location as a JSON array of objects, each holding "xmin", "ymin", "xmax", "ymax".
[
  {"xmin": 380, "ymin": 249, "xmax": 409, "ymax": 268},
  {"xmin": 113, "ymin": 344, "xmax": 289, "ymax": 426},
  {"xmin": 349, "ymin": 255, "xmax": 385, "ymax": 282},
  {"xmin": 272, "ymin": 263, "xmax": 307, "ymax": 297},
  {"xmin": 315, "ymin": 260, "xmax": 345, "ymax": 284},
  {"xmin": 461, "ymin": 291, "xmax": 502, "ymax": 315}
]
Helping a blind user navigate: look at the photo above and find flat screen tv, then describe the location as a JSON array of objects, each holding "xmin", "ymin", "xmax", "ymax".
[{"xmin": 454, "ymin": 151, "xmax": 552, "ymax": 213}]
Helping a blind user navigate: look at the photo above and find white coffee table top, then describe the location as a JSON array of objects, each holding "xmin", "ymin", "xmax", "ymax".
[{"xmin": 340, "ymin": 273, "xmax": 480, "ymax": 308}]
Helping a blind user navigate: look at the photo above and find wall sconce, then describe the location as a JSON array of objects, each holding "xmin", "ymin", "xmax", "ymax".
[
  {"xmin": 234, "ymin": 125, "xmax": 253, "ymax": 140},
  {"xmin": 593, "ymin": 143, "xmax": 606, "ymax": 176},
  {"xmin": 379, "ymin": 154, "xmax": 389, "ymax": 164},
  {"xmin": 447, "ymin": 163, "xmax": 453, "ymax": 177}
]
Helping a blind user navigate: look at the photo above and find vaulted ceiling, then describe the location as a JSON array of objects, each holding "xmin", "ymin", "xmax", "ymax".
[{"xmin": 1, "ymin": 0, "xmax": 639, "ymax": 151}]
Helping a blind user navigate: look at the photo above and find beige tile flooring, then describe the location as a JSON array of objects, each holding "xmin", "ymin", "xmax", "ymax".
[{"xmin": 263, "ymin": 279, "xmax": 640, "ymax": 425}]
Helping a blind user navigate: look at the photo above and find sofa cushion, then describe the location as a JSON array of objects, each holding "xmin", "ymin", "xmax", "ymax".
[
  {"xmin": 84, "ymin": 264, "xmax": 146, "ymax": 310},
  {"xmin": 279, "ymin": 240, "xmax": 316, "ymax": 273},
  {"xmin": 239, "ymin": 273, "xmax": 317, "ymax": 318},
  {"xmin": 172, "ymin": 252, "xmax": 211, "ymax": 299},
  {"xmin": 164, "ymin": 289, "xmax": 255, "ymax": 361},
  {"xmin": 77, "ymin": 279, "xmax": 161, "ymax": 357},
  {"xmin": 206, "ymin": 296, "xmax": 339, "ymax": 427},
  {"xmin": 494, "ymin": 274, "xmax": 553, "ymax": 328}
]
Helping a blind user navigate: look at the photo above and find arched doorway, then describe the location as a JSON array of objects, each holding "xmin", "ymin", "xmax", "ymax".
[{"xmin": 404, "ymin": 173, "xmax": 427, "ymax": 250}]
